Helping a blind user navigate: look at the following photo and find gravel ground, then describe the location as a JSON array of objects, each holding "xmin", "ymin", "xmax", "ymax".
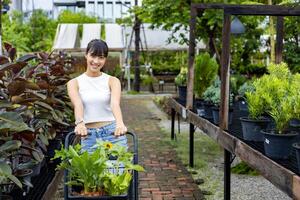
[{"xmin": 144, "ymin": 95, "xmax": 292, "ymax": 200}]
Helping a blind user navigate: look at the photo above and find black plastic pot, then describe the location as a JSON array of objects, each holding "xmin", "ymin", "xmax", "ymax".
[
  {"xmin": 202, "ymin": 102, "xmax": 213, "ymax": 120},
  {"xmin": 0, "ymin": 195, "xmax": 13, "ymax": 200},
  {"xmin": 238, "ymin": 100, "xmax": 248, "ymax": 111},
  {"xmin": 293, "ymin": 143, "xmax": 300, "ymax": 174},
  {"xmin": 262, "ymin": 130, "xmax": 298, "ymax": 159},
  {"xmin": 240, "ymin": 117, "xmax": 270, "ymax": 142},
  {"xmin": 290, "ymin": 119, "xmax": 300, "ymax": 128},
  {"xmin": 177, "ymin": 86, "xmax": 187, "ymax": 103},
  {"xmin": 212, "ymin": 107, "xmax": 233, "ymax": 125}
]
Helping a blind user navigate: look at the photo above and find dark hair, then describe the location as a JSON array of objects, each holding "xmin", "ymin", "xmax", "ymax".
[{"xmin": 86, "ymin": 39, "xmax": 109, "ymax": 57}]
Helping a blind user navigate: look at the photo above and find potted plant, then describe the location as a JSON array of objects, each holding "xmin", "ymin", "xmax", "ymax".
[
  {"xmin": 53, "ymin": 140, "xmax": 144, "ymax": 198},
  {"xmin": 175, "ymin": 67, "xmax": 188, "ymax": 104},
  {"xmin": 194, "ymin": 52, "xmax": 218, "ymax": 116},
  {"xmin": 258, "ymin": 63, "xmax": 298, "ymax": 159},
  {"xmin": 236, "ymin": 81, "xmax": 254, "ymax": 111}
]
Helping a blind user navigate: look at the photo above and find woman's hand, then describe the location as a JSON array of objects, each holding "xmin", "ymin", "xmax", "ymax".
[
  {"xmin": 114, "ymin": 122, "xmax": 127, "ymax": 137},
  {"xmin": 74, "ymin": 123, "xmax": 87, "ymax": 136}
]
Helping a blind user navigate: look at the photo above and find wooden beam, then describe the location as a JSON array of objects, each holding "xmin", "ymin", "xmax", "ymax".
[
  {"xmin": 186, "ymin": 5, "xmax": 197, "ymax": 110},
  {"xmin": 168, "ymin": 97, "xmax": 300, "ymax": 199},
  {"xmin": 220, "ymin": 13, "xmax": 231, "ymax": 130},
  {"xmin": 192, "ymin": 3, "xmax": 300, "ymax": 16},
  {"xmin": 275, "ymin": 16, "xmax": 284, "ymax": 64},
  {"xmin": 235, "ymin": 140, "xmax": 294, "ymax": 196}
]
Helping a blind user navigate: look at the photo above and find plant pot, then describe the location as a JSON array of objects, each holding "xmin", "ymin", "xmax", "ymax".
[
  {"xmin": 238, "ymin": 100, "xmax": 248, "ymax": 111},
  {"xmin": 194, "ymin": 99, "xmax": 205, "ymax": 117},
  {"xmin": 177, "ymin": 86, "xmax": 187, "ymax": 104},
  {"xmin": 68, "ymin": 185, "xmax": 129, "ymax": 200},
  {"xmin": 290, "ymin": 119, "xmax": 300, "ymax": 128},
  {"xmin": 0, "ymin": 182, "xmax": 15, "ymax": 193},
  {"xmin": 240, "ymin": 117, "xmax": 270, "ymax": 142},
  {"xmin": 293, "ymin": 143, "xmax": 300, "ymax": 174},
  {"xmin": 202, "ymin": 102, "xmax": 213, "ymax": 120},
  {"xmin": 0, "ymin": 195, "xmax": 13, "ymax": 200},
  {"xmin": 212, "ymin": 107, "xmax": 233, "ymax": 125},
  {"xmin": 262, "ymin": 130, "xmax": 298, "ymax": 159}
]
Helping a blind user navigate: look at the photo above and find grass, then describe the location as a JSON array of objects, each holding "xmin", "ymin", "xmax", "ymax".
[
  {"xmin": 126, "ymin": 91, "xmax": 140, "ymax": 95},
  {"xmin": 159, "ymin": 127, "xmax": 224, "ymax": 200},
  {"xmin": 231, "ymin": 161, "xmax": 259, "ymax": 176}
]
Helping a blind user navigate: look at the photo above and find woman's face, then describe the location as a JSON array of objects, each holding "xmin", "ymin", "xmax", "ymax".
[{"xmin": 85, "ymin": 53, "xmax": 107, "ymax": 73}]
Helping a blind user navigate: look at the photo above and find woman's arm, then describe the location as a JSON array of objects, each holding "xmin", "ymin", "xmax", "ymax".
[
  {"xmin": 67, "ymin": 79, "xmax": 87, "ymax": 136},
  {"xmin": 109, "ymin": 76, "xmax": 127, "ymax": 136}
]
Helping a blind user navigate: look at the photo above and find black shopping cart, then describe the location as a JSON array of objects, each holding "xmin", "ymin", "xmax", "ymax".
[{"xmin": 63, "ymin": 131, "xmax": 139, "ymax": 200}]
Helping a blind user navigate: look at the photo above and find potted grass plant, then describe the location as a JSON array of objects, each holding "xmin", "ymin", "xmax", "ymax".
[
  {"xmin": 175, "ymin": 67, "xmax": 188, "ymax": 104},
  {"xmin": 257, "ymin": 63, "xmax": 299, "ymax": 159},
  {"xmin": 194, "ymin": 52, "xmax": 218, "ymax": 116},
  {"xmin": 53, "ymin": 140, "xmax": 144, "ymax": 198}
]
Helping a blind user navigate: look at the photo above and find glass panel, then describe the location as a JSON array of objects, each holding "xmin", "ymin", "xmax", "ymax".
[
  {"xmin": 98, "ymin": 2, "xmax": 104, "ymax": 18},
  {"xmin": 105, "ymin": 2, "xmax": 113, "ymax": 19},
  {"xmin": 115, "ymin": 2, "xmax": 122, "ymax": 19}
]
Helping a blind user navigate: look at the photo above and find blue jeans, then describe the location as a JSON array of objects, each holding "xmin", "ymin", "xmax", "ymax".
[{"xmin": 81, "ymin": 121, "xmax": 127, "ymax": 153}]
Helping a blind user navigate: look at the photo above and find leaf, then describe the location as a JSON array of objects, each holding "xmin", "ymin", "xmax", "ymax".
[
  {"xmin": 0, "ymin": 112, "xmax": 34, "ymax": 132},
  {"xmin": 7, "ymin": 173, "xmax": 22, "ymax": 188},
  {"xmin": 0, "ymin": 62, "xmax": 26, "ymax": 73},
  {"xmin": 16, "ymin": 54, "xmax": 37, "ymax": 62},
  {"xmin": 11, "ymin": 96, "xmax": 24, "ymax": 104},
  {"xmin": 22, "ymin": 178, "xmax": 33, "ymax": 188},
  {"xmin": 38, "ymin": 133, "xmax": 49, "ymax": 146},
  {"xmin": 38, "ymin": 52, "xmax": 49, "ymax": 60},
  {"xmin": 32, "ymin": 151, "xmax": 43, "ymax": 162},
  {"xmin": 8, "ymin": 48, "xmax": 17, "ymax": 61},
  {"xmin": 0, "ymin": 55, "xmax": 9, "ymax": 65},
  {"xmin": 3, "ymin": 42, "xmax": 12, "ymax": 53},
  {"xmin": 34, "ymin": 101, "xmax": 54, "ymax": 111},
  {"xmin": 0, "ymin": 140, "xmax": 22, "ymax": 152},
  {"xmin": 0, "ymin": 161, "xmax": 12, "ymax": 174},
  {"xmin": 25, "ymin": 82, "xmax": 40, "ymax": 90},
  {"xmin": 7, "ymin": 80, "xmax": 26, "ymax": 96}
]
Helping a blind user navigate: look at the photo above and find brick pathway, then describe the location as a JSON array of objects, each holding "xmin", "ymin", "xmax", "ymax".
[{"xmin": 122, "ymin": 97, "xmax": 204, "ymax": 200}]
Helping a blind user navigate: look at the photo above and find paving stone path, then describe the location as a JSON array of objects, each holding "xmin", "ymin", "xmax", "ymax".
[{"xmin": 122, "ymin": 97, "xmax": 204, "ymax": 200}]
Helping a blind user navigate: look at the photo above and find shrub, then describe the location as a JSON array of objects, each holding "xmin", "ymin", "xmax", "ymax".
[{"xmin": 194, "ymin": 53, "xmax": 218, "ymax": 98}]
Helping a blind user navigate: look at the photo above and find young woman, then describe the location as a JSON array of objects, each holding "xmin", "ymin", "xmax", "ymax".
[{"xmin": 67, "ymin": 39, "xmax": 127, "ymax": 152}]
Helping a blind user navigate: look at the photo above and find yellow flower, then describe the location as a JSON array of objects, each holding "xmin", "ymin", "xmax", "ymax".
[{"xmin": 105, "ymin": 142, "xmax": 113, "ymax": 149}]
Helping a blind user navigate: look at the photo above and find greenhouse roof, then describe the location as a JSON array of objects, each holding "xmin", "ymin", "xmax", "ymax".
[{"xmin": 52, "ymin": 23, "xmax": 206, "ymax": 51}]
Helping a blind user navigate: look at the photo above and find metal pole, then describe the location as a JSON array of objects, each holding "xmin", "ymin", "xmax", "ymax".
[
  {"xmin": 224, "ymin": 149, "xmax": 231, "ymax": 200},
  {"xmin": 171, "ymin": 108, "xmax": 175, "ymax": 140},
  {"xmin": 189, "ymin": 123, "xmax": 194, "ymax": 168}
]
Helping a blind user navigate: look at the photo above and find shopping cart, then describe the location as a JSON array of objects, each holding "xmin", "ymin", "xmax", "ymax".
[{"xmin": 63, "ymin": 131, "xmax": 139, "ymax": 200}]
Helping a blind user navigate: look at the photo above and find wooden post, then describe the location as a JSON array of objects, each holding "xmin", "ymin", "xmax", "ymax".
[
  {"xmin": 220, "ymin": 13, "xmax": 231, "ymax": 130},
  {"xmin": 186, "ymin": 5, "xmax": 197, "ymax": 110},
  {"xmin": 221, "ymin": 12, "xmax": 232, "ymax": 200},
  {"xmin": 275, "ymin": 16, "xmax": 284, "ymax": 64}
]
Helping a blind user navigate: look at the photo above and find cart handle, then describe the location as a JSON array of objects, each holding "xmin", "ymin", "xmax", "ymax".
[{"xmin": 64, "ymin": 131, "xmax": 138, "ymax": 164}]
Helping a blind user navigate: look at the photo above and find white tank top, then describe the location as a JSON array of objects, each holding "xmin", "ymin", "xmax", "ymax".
[{"xmin": 76, "ymin": 72, "xmax": 115, "ymax": 123}]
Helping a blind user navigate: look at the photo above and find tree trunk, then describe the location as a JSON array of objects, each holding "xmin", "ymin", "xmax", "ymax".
[
  {"xmin": 133, "ymin": 1, "xmax": 141, "ymax": 92},
  {"xmin": 268, "ymin": 0, "xmax": 275, "ymax": 63}
]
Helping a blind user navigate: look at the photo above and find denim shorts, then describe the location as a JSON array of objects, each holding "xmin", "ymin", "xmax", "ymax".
[{"xmin": 81, "ymin": 121, "xmax": 127, "ymax": 153}]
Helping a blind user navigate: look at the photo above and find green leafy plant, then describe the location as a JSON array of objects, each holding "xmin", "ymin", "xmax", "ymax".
[
  {"xmin": 53, "ymin": 141, "xmax": 144, "ymax": 196},
  {"xmin": 246, "ymin": 62, "xmax": 296, "ymax": 133},
  {"xmin": 237, "ymin": 81, "xmax": 254, "ymax": 100},
  {"xmin": 202, "ymin": 77, "xmax": 233, "ymax": 107},
  {"xmin": 194, "ymin": 53, "xmax": 218, "ymax": 98},
  {"xmin": 174, "ymin": 67, "xmax": 188, "ymax": 86}
]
